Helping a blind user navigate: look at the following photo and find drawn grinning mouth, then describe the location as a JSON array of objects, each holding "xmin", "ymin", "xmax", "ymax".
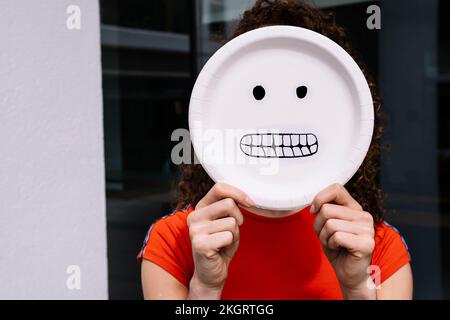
[{"xmin": 240, "ymin": 133, "xmax": 319, "ymax": 158}]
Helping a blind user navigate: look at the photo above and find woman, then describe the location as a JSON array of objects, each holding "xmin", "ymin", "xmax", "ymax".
[{"xmin": 139, "ymin": 0, "xmax": 413, "ymax": 300}]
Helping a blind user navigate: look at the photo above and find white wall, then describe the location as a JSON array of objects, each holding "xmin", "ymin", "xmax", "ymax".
[{"xmin": 0, "ymin": 0, "xmax": 108, "ymax": 299}]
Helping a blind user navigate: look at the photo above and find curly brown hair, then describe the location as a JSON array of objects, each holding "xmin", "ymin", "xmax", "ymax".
[{"xmin": 174, "ymin": 0, "xmax": 385, "ymax": 222}]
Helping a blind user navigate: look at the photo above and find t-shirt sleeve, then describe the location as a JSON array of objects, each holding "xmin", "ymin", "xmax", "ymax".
[
  {"xmin": 137, "ymin": 209, "xmax": 194, "ymax": 288},
  {"xmin": 370, "ymin": 221, "xmax": 411, "ymax": 284}
]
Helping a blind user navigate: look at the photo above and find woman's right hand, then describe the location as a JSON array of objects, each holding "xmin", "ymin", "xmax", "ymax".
[{"xmin": 187, "ymin": 182, "xmax": 254, "ymax": 299}]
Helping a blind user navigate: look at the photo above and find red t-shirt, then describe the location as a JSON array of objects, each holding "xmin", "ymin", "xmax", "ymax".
[{"xmin": 138, "ymin": 205, "xmax": 410, "ymax": 299}]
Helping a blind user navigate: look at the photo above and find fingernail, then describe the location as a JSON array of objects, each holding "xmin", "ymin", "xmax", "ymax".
[
  {"xmin": 245, "ymin": 196, "xmax": 255, "ymax": 207},
  {"xmin": 310, "ymin": 204, "xmax": 316, "ymax": 214}
]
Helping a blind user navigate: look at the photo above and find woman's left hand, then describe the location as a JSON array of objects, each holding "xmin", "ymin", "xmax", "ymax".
[{"xmin": 311, "ymin": 183, "xmax": 376, "ymax": 300}]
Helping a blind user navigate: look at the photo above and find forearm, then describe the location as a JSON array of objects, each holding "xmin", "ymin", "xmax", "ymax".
[
  {"xmin": 187, "ymin": 274, "xmax": 224, "ymax": 300},
  {"xmin": 340, "ymin": 277, "xmax": 377, "ymax": 300}
]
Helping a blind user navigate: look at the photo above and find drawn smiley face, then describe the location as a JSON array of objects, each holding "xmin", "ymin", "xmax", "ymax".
[
  {"xmin": 239, "ymin": 84, "xmax": 319, "ymax": 158},
  {"xmin": 189, "ymin": 26, "xmax": 374, "ymax": 210}
]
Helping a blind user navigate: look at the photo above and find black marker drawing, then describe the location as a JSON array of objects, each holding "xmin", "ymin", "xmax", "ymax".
[{"xmin": 240, "ymin": 133, "xmax": 319, "ymax": 158}]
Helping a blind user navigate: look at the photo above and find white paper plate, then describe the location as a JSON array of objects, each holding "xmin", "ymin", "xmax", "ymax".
[{"xmin": 189, "ymin": 26, "xmax": 374, "ymax": 210}]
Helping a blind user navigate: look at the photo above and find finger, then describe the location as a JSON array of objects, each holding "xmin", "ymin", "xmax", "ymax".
[
  {"xmin": 193, "ymin": 217, "xmax": 239, "ymax": 242},
  {"xmin": 327, "ymin": 232, "xmax": 375, "ymax": 257},
  {"xmin": 205, "ymin": 231, "xmax": 234, "ymax": 250},
  {"xmin": 313, "ymin": 204, "xmax": 371, "ymax": 234},
  {"xmin": 318, "ymin": 219, "xmax": 374, "ymax": 246},
  {"xmin": 190, "ymin": 198, "xmax": 244, "ymax": 226},
  {"xmin": 205, "ymin": 217, "xmax": 239, "ymax": 238},
  {"xmin": 311, "ymin": 183, "xmax": 362, "ymax": 213},
  {"xmin": 196, "ymin": 182, "xmax": 254, "ymax": 209}
]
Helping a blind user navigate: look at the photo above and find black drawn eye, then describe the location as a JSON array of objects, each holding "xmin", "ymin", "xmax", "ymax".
[
  {"xmin": 253, "ymin": 85, "xmax": 265, "ymax": 100},
  {"xmin": 296, "ymin": 86, "xmax": 308, "ymax": 99}
]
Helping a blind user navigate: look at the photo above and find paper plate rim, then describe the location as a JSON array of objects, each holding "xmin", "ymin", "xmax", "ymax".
[{"xmin": 189, "ymin": 25, "xmax": 374, "ymax": 210}]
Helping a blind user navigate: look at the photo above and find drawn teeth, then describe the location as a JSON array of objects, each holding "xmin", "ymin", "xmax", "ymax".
[
  {"xmin": 283, "ymin": 135, "xmax": 291, "ymax": 146},
  {"xmin": 307, "ymin": 134, "xmax": 317, "ymax": 145},
  {"xmin": 258, "ymin": 147, "xmax": 266, "ymax": 157},
  {"xmin": 300, "ymin": 135, "xmax": 307, "ymax": 146},
  {"xmin": 275, "ymin": 147, "xmax": 283, "ymax": 156},
  {"xmin": 240, "ymin": 133, "xmax": 318, "ymax": 158},
  {"xmin": 262, "ymin": 135, "xmax": 272, "ymax": 146},
  {"xmin": 283, "ymin": 147, "xmax": 293, "ymax": 157},
  {"xmin": 291, "ymin": 134, "xmax": 299, "ymax": 146},
  {"xmin": 242, "ymin": 145, "xmax": 251, "ymax": 154},
  {"xmin": 274, "ymin": 135, "xmax": 283, "ymax": 146},
  {"xmin": 241, "ymin": 136, "xmax": 251, "ymax": 145},
  {"xmin": 264, "ymin": 147, "xmax": 275, "ymax": 157},
  {"xmin": 301, "ymin": 146, "xmax": 310, "ymax": 155},
  {"xmin": 252, "ymin": 135, "xmax": 261, "ymax": 145}
]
